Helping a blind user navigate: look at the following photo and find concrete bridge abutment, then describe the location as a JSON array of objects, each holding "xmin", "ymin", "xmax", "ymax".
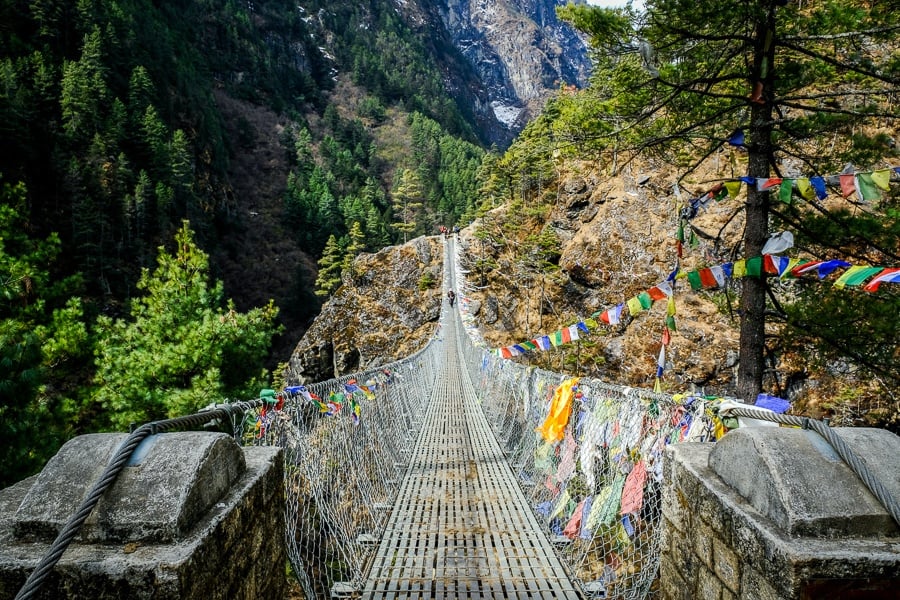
[
  {"xmin": 660, "ymin": 426, "xmax": 900, "ymax": 600},
  {"xmin": 0, "ymin": 431, "xmax": 285, "ymax": 600}
]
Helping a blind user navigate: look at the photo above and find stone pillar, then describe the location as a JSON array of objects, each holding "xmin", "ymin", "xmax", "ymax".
[
  {"xmin": 660, "ymin": 426, "xmax": 900, "ymax": 600},
  {"xmin": 0, "ymin": 432, "xmax": 285, "ymax": 600}
]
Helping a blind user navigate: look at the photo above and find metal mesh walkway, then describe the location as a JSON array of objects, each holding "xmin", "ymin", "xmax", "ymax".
[{"xmin": 361, "ymin": 310, "xmax": 578, "ymax": 599}]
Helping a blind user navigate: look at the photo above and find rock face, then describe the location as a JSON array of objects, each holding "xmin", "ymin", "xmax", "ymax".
[
  {"xmin": 287, "ymin": 237, "xmax": 444, "ymax": 383},
  {"xmin": 418, "ymin": 0, "xmax": 592, "ymax": 146}
]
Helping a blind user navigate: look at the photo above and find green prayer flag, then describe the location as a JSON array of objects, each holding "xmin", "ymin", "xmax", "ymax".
[
  {"xmin": 666, "ymin": 315, "xmax": 677, "ymax": 331},
  {"xmin": 687, "ymin": 270, "xmax": 703, "ymax": 290},
  {"xmin": 745, "ymin": 256, "xmax": 762, "ymax": 278},
  {"xmin": 779, "ymin": 179, "xmax": 794, "ymax": 204},
  {"xmin": 638, "ymin": 292, "xmax": 653, "ymax": 309},
  {"xmin": 833, "ymin": 266, "xmax": 883, "ymax": 289},
  {"xmin": 856, "ymin": 173, "xmax": 881, "ymax": 201}
]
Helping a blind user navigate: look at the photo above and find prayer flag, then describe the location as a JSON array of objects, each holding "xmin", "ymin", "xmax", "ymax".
[
  {"xmin": 839, "ymin": 174, "xmax": 855, "ymax": 197},
  {"xmin": 745, "ymin": 256, "xmax": 763, "ymax": 278},
  {"xmin": 815, "ymin": 260, "xmax": 852, "ymax": 279},
  {"xmin": 756, "ymin": 178, "xmax": 782, "ymax": 192},
  {"xmin": 500, "ymin": 347, "xmax": 513, "ymax": 359},
  {"xmin": 551, "ymin": 331, "xmax": 563, "ymax": 347},
  {"xmin": 724, "ymin": 180, "xmax": 742, "ymax": 198},
  {"xmin": 863, "ymin": 268, "xmax": 900, "ymax": 292},
  {"xmin": 779, "ymin": 179, "xmax": 794, "ymax": 203},
  {"xmin": 512, "ymin": 344, "xmax": 527, "ymax": 355},
  {"xmin": 810, "ymin": 176, "xmax": 827, "ymax": 199},
  {"xmin": 855, "ymin": 173, "xmax": 881, "ymax": 201},
  {"xmin": 647, "ymin": 285, "xmax": 668, "ymax": 301},
  {"xmin": 577, "ymin": 321, "xmax": 590, "ymax": 334},
  {"xmin": 627, "ymin": 296, "xmax": 644, "ymax": 316},
  {"xmin": 561, "ymin": 327, "xmax": 572, "ymax": 344},
  {"xmin": 568, "ymin": 324, "xmax": 581, "ymax": 342},
  {"xmin": 698, "ymin": 268, "xmax": 718, "ymax": 288},
  {"xmin": 667, "ymin": 297, "xmax": 677, "ymax": 317},
  {"xmin": 536, "ymin": 378, "xmax": 579, "ymax": 444},
  {"xmin": 620, "ymin": 461, "xmax": 648, "ymax": 515},
  {"xmin": 790, "ymin": 260, "xmax": 820, "ymax": 277},
  {"xmin": 709, "ymin": 265, "xmax": 727, "ymax": 287},
  {"xmin": 871, "ymin": 169, "xmax": 892, "ymax": 190},
  {"xmin": 755, "ymin": 393, "xmax": 791, "ymax": 414},
  {"xmin": 796, "ymin": 178, "xmax": 815, "ymax": 200},
  {"xmin": 638, "ymin": 292, "xmax": 653, "ymax": 309},
  {"xmin": 733, "ymin": 260, "xmax": 747, "ymax": 278},
  {"xmin": 522, "ymin": 340, "xmax": 538, "ymax": 351},
  {"xmin": 601, "ymin": 305, "xmax": 624, "ymax": 325},
  {"xmin": 687, "ymin": 270, "xmax": 702, "ymax": 290},
  {"xmin": 537, "ymin": 336, "xmax": 552, "ymax": 351},
  {"xmin": 833, "ymin": 265, "xmax": 883, "ymax": 289},
  {"xmin": 656, "ymin": 345, "xmax": 665, "ymax": 378}
]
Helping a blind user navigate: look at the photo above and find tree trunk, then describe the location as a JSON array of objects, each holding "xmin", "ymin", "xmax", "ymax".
[{"xmin": 737, "ymin": 1, "xmax": 778, "ymax": 401}]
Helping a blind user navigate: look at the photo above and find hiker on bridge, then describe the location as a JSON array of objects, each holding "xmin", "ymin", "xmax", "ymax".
[{"xmin": 447, "ymin": 289, "xmax": 456, "ymax": 307}]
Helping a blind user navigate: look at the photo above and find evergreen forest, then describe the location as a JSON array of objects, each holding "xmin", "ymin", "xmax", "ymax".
[{"xmin": 0, "ymin": 0, "xmax": 484, "ymax": 486}]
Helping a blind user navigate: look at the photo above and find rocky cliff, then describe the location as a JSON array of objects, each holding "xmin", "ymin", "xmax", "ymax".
[
  {"xmin": 286, "ymin": 237, "xmax": 444, "ymax": 383},
  {"xmin": 416, "ymin": 0, "xmax": 592, "ymax": 145}
]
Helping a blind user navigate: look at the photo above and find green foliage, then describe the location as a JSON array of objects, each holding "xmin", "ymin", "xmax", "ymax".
[
  {"xmin": 418, "ymin": 271, "xmax": 436, "ymax": 291},
  {"xmin": 547, "ymin": 0, "xmax": 900, "ymax": 398},
  {"xmin": 315, "ymin": 234, "xmax": 345, "ymax": 298},
  {"xmin": 391, "ymin": 168, "xmax": 425, "ymax": 242},
  {"xmin": 92, "ymin": 222, "xmax": 281, "ymax": 429},
  {"xmin": 0, "ymin": 179, "xmax": 88, "ymax": 487}
]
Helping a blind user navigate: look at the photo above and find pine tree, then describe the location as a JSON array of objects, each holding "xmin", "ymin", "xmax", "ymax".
[
  {"xmin": 343, "ymin": 221, "xmax": 367, "ymax": 274},
  {"xmin": 92, "ymin": 221, "xmax": 280, "ymax": 428},
  {"xmin": 559, "ymin": 0, "xmax": 900, "ymax": 399},
  {"xmin": 391, "ymin": 168, "xmax": 425, "ymax": 243},
  {"xmin": 315, "ymin": 234, "xmax": 345, "ymax": 297}
]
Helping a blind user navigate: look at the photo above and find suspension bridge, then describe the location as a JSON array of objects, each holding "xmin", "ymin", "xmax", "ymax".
[
  {"xmin": 13, "ymin": 237, "xmax": 897, "ymax": 600},
  {"xmin": 237, "ymin": 238, "xmax": 717, "ymax": 600}
]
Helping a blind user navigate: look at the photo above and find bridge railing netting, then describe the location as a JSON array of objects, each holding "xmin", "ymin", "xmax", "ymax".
[
  {"xmin": 241, "ymin": 336, "xmax": 444, "ymax": 599},
  {"xmin": 451, "ymin": 241, "xmax": 719, "ymax": 600}
]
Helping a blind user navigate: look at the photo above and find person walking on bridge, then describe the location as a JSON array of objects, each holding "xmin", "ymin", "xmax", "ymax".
[{"xmin": 447, "ymin": 289, "xmax": 456, "ymax": 307}]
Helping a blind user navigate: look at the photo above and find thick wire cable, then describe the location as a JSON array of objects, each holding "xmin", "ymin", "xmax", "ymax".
[{"xmin": 14, "ymin": 401, "xmax": 262, "ymax": 600}]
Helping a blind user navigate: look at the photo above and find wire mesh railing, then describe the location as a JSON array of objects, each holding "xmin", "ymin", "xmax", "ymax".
[
  {"xmin": 241, "ymin": 336, "xmax": 443, "ymax": 599},
  {"xmin": 450, "ymin": 238, "xmax": 718, "ymax": 600}
]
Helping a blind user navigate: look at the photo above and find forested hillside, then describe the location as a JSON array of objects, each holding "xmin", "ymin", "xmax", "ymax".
[{"xmin": 0, "ymin": 0, "xmax": 490, "ymax": 486}]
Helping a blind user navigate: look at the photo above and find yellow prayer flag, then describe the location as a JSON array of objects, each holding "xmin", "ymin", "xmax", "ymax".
[
  {"xmin": 871, "ymin": 169, "xmax": 892, "ymax": 191},
  {"xmin": 796, "ymin": 178, "xmax": 815, "ymax": 200},
  {"xmin": 666, "ymin": 297, "xmax": 676, "ymax": 317},
  {"xmin": 724, "ymin": 181, "xmax": 743, "ymax": 199},
  {"xmin": 733, "ymin": 259, "xmax": 747, "ymax": 278},
  {"xmin": 627, "ymin": 296, "xmax": 644, "ymax": 316},
  {"xmin": 536, "ymin": 378, "xmax": 579, "ymax": 444}
]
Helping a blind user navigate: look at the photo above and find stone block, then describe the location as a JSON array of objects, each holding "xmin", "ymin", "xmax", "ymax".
[
  {"xmin": 708, "ymin": 427, "xmax": 900, "ymax": 538},
  {"xmin": 693, "ymin": 518, "xmax": 715, "ymax": 569},
  {"xmin": 663, "ymin": 435, "xmax": 900, "ymax": 600},
  {"xmin": 697, "ymin": 565, "xmax": 722, "ymax": 600},
  {"xmin": 712, "ymin": 536, "xmax": 740, "ymax": 593},
  {"xmin": 0, "ymin": 432, "xmax": 285, "ymax": 600},
  {"xmin": 15, "ymin": 432, "xmax": 246, "ymax": 543}
]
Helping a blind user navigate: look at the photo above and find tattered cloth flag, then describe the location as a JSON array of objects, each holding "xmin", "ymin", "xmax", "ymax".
[
  {"xmin": 620, "ymin": 460, "xmax": 648, "ymax": 515},
  {"xmin": 535, "ymin": 335, "xmax": 552, "ymax": 351},
  {"xmin": 755, "ymin": 393, "xmax": 791, "ymax": 414},
  {"xmin": 863, "ymin": 268, "xmax": 900, "ymax": 292},
  {"xmin": 536, "ymin": 378, "xmax": 580, "ymax": 444},
  {"xmin": 794, "ymin": 259, "xmax": 852, "ymax": 279},
  {"xmin": 601, "ymin": 304, "xmax": 624, "ymax": 325},
  {"xmin": 833, "ymin": 265, "xmax": 884, "ymax": 289}
]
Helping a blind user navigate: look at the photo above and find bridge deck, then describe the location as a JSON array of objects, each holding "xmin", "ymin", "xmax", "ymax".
[{"xmin": 362, "ymin": 311, "xmax": 577, "ymax": 599}]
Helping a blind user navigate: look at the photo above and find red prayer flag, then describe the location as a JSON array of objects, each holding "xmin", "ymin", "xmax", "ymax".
[
  {"xmin": 698, "ymin": 268, "xmax": 717, "ymax": 288},
  {"xmin": 839, "ymin": 174, "xmax": 856, "ymax": 198}
]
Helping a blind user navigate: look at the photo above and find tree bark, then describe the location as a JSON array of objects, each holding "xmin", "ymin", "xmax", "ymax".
[{"xmin": 737, "ymin": 1, "xmax": 778, "ymax": 401}]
